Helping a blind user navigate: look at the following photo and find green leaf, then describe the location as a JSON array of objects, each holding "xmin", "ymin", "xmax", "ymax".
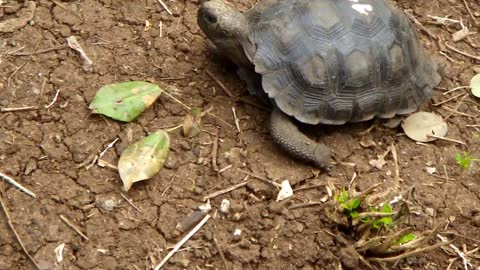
[
  {"xmin": 347, "ymin": 198, "xmax": 361, "ymax": 211},
  {"xmin": 456, "ymin": 152, "xmax": 473, "ymax": 170},
  {"xmin": 89, "ymin": 81, "xmax": 162, "ymax": 122},
  {"xmin": 350, "ymin": 210, "xmax": 359, "ymax": 218},
  {"xmin": 395, "ymin": 233, "xmax": 417, "ymax": 245},
  {"xmin": 380, "ymin": 204, "xmax": 393, "ymax": 213},
  {"xmin": 471, "ymin": 73, "xmax": 480, "ymax": 98},
  {"xmin": 118, "ymin": 130, "xmax": 170, "ymax": 191},
  {"xmin": 371, "ymin": 204, "xmax": 394, "ymax": 229},
  {"xmin": 334, "ymin": 189, "xmax": 349, "ymax": 204}
]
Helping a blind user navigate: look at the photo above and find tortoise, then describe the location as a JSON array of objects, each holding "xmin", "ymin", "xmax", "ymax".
[{"xmin": 197, "ymin": 0, "xmax": 441, "ymax": 168}]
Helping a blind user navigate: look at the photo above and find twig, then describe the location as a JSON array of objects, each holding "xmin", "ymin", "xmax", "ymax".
[
  {"xmin": 120, "ymin": 193, "xmax": 142, "ymax": 213},
  {"xmin": 5, "ymin": 46, "xmax": 26, "ymax": 55},
  {"xmin": 0, "ymin": 106, "xmax": 38, "ymax": 112},
  {"xmin": 206, "ymin": 70, "xmax": 235, "ymax": 98},
  {"xmin": 238, "ymin": 169, "xmax": 281, "ymax": 188},
  {"xmin": 59, "ymin": 215, "xmax": 89, "ymax": 241},
  {"xmin": 439, "ymin": 51, "xmax": 455, "ymax": 62},
  {"xmin": 97, "ymin": 159, "xmax": 118, "ymax": 170},
  {"xmin": 9, "ymin": 44, "xmax": 68, "ymax": 56},
  {"xmin": 161, "ymin": 90, "xmax": 234, "ymax": 128},
  {"xmin": 7, "ymin": 42, "xmax": 40, "ymax": 87},
  {"xmin": 0, "ymin": 195, "xmax": 40, "ymax": 269},
  {"xmin": 356, "ymin": 211, "xmax": 397, "ymax": 220},
  {"xmin": 404, "ymin": 10, "xmax": 437, "ymax": 40},
  {"xmin": 293, "ymin": 182, "xmax": 327, "ymax": 192},
  {"xmin": 156, "ymin": 0, "xmax": 172, "ymax": 15},
  {"xmin": 211, "ymin": 129, "xmax": 219, "ymax": 172},
  {"xmin": 288, "ymin": 201, "xmax": 323, "ymax": 210},
  {"xmin": 441, "ymin": 105, "xmax": 475, "ymax": 118},
  {"xmin": 213, "ymin": 237, "xmax": 229, "ymax": 270},
  {"xmin": 442, "ymin": 86, "xmax": 470, "ymax": 96},
  {"xmin": 390, "ymin": 144, "xmax": 400, "ymax": 193},
  {"xmin": 445, "ymin": 42, "xmax": 480, "ymax": 61},
  {"xmin": 463, "ymin": 0, "xmax": 477, "ymax": 26},
  {"xmin": 202, "ymin": 176, "xmax": 251, "ymax": 201},
  {"xmin": 368, "ymin": 242, "xmax": 450, "ymax": 262},
  {"xmin": 438, "ymin": 235, "xmax": 472, "ymax": 269},
  {"xmin": 427, "ymin": 134, "xmax": 466, "ymax": 145},
  {"xmin": 232, "ymin": 107, "xmax": 241, "ymax": 133},
  {"xmin": 98, "ymin": 138, "xmax": 119, "ymax": 160},
  {"xmin": 154, "ymin": 214, "xmax": 210, "ymax": 270},
  {"xmin": 432, "ymin": 93, "xmax": 468, "ymax": 106},
  {"xmin": 218, "ymin": 164, "xmax": 233, "ymax": 174},
  {"xmin": 161, "ymin": 170, "xmax": 177, "ymax": 196},
  {"xmin": 0, "ymin": 172, "xmax": 36, "ymax": 198},
  {"xmin": 45, "ymin": 89, "xmax": 60, "ymax": 109}
]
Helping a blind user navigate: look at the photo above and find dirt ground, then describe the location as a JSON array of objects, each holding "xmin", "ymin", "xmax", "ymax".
[{"xmin": 0, "ymin": 0, "xmax": 479, "ymax": 269}]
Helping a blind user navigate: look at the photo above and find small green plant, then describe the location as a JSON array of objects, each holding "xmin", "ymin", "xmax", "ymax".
[
  {"xmin": 334, "ymin": 188, "xmax": 361, "ymax": 218},
  {"xmin": 455, "ymin": 152, "xmax": 480, "ymax": 170},
  {"xmin": 372, "ymin": 204, "xmax": 394, "ymax": 229},
  {"xmin": 394, "ymin": 233, "xmax": 417, "ymax": 245}
]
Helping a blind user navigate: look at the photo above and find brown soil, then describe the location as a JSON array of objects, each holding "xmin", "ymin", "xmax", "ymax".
[{"xmin": 0, "ymin": 0, "xmax": 479, "ymax": 269}]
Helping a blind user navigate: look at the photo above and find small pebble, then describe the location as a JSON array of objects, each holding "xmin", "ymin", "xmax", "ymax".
[{"xmin": 220, "ymin": 199, "xmax": 230, "ymax": 213}]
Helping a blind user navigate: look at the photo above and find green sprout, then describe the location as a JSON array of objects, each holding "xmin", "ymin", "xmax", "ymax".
[
  {"xmin": 395, "ymin": 233, "xmax": 417, "ymax": 245},
  {"xmin": 455, "ymin": 152, "xmax": 480, "ymax": 170},
  {"xmin": 372, "ymin": 204, "xmax": 394, "ymax": 229},
  {"xmin": 334, "ymin": 188, "xmax": 361, "ymax": 218}
]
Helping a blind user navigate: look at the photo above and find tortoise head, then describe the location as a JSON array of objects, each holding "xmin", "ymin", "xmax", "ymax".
[{"xmin": 198, "ymin": 0, "xmax": 255, "ymax": 67}]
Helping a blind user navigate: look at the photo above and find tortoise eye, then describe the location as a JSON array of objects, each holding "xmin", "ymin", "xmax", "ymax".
[{"xmin": 205, "ymin": 13, "xmax": 218, "ymax": 24}]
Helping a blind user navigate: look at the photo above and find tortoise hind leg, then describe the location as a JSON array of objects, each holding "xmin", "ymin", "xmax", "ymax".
[{"xmin": 269, "ymin": 107, "xmax": 331, "ymax": 168}]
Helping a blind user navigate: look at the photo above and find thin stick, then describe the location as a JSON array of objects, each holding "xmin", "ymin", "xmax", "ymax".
[
  {"xmin": 5, "ymin": 46, "xmax": 26, "ymax": 55},
  {"xmin": 98, "ymin": 137, "xmax": 119, "ymax": 159},
  {"xmin": 288, "ymin": 202, "xmax": 323, "ymax": 210},
  {"xmin": 427, "ymin": 134, "xmax": 466, "ymax": 145},
  {"xmin": 218, "ymin": 164, "xmax": 233, "ymax": 174},
  {"xmin": 156, "ymin": 0, "xmax": 172, "ymax": 15},
  {"xmin": 0, "ymin": 195, "xmax": 40, "ymax": 269},
  {"xmin": 445, "ymin": 42, "xmax": 480, "ymax": 61},
  {"xmin": 432, "ymin": 93, "xmax": 468, "ymax": 106},
  {"xmin": 59, "ymin": 215, "xmax": 89, "ymax": 241},
  {"xmin": 9, "ymin": 44, "xmax": 68, "ymax": 56},
  {"xmin": 442, "ymin": 86, "xmax": 470, "ymax": 96},
  {"xmin": 7, "ymin": 42, "xmax": 40, "ymax": 86},
  {"xmin": 203, "ymin": 177, "xmax": 251, "ymax": 201},
  {"xmin": 232, "ymin": 107, "xmax": 241, "ymax": 133},
  {"xmin": 213, "ymin": 237, "xmax": 229, "ymax": 270},
  {"xmin": 206, "ymin": 70, "xmax": 235, "ymax": 98},
  {"xmin": 154, "ymin": 214, "xmax": 210, "ymax": 270},
  {"xmin": 463, "ymin": 0, "xmax": 477, "ymax": 26},
  {"xmin": 391, "ymin": 144, "xmax": 400, "ymax": 193},
  {"xmin": 0, "ymin": 106, "xmax": 38, "ymax": 112},
  {"xmin": 162, "ymin": 90, "xmax": 234, "ymax": 128},
  {"xmin": 238, "ymin": 169, "xmax": 281, "ymax": 188},
  {"xmin": 45, "ymin": 89, "xmax": 60, "ymax": 109},
  {"xmin": 369, "ymin": 242, "xmax": 450, "ymax": 262},
  {"xmin": 0, "ymin": 172, "xmax": 36, "ymax": 198},
  {"xmin": 211, "ymin": 129, "xmax": 219, "ymax": 172},
  {"xmin": 293, "ymin": 183, "xmax": 327, "ymax": 192},
  {"xmin": 441, "ymin": 105, "xmax": 475, "ymax": 118},
  {"xmin": 404, "ymin": 10, "xmax": 437, "ymax": 40},
  {"xmin": 120, "ymin": 193, "xmax": 142, "ymax": 213}
]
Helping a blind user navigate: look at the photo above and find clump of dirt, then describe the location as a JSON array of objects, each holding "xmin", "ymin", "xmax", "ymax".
[{"xmin": 0, "ymin": 0, "xmax": 479, "ymax": 269}]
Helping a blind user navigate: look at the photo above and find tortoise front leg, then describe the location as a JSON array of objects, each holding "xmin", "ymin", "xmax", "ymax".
[{"xmin": 269, "ymin": 107, "xmax": 331, "ymax": 168}]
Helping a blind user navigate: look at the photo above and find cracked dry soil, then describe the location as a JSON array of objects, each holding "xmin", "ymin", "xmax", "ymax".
[{"xmin": 0, "ymin": 0, "xmax": 479, "ymax": 269}]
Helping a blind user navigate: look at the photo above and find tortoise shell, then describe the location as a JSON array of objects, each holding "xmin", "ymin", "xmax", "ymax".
[{"xmin": 243, "ymin": 0, "xmax": 441, "ymax": 125}]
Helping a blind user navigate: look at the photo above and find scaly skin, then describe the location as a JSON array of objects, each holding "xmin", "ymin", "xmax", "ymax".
[{"xmin": 269, "ymin": 108, "xmax": 331, "ymax": 168}]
